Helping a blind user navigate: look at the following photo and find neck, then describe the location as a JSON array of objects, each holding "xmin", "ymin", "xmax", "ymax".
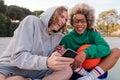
[{"xmin": 48, "ymin": 26, "xmax": 54, "ymax": 35}]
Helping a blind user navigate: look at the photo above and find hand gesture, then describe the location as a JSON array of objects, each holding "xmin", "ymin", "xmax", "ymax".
[
  {"xmin": 72, "ymin": 51, "xmax": 86, "ymax": 70},
  {"xmin": 55, "ymin": 45, "xmax": 66, "ymax": 55},
  {"xmin": 47, "ymin": 51, "xmax": 74, "ymax": 71}
]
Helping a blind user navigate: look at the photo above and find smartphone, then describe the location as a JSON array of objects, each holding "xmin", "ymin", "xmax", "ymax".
[{"xmin": 62, "ymin": 48, "xmax": 77, "ymax": 58}]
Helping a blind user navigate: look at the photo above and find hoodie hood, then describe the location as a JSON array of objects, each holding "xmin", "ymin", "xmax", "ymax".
[
  {"xmin": 40, "ymin": 6, "xmax": 58, "ymax": 28},
  {"xmin": 40, "ymin": 6, "xmax": 68, "ymax": 29}
]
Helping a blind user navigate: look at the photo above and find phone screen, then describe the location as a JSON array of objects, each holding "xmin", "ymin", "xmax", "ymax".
[{"xmin": 62, "ymin": 48, "xmax": 77, "ymax": 58}]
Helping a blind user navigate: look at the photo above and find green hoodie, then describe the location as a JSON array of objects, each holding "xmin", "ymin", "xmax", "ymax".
[{"xmin": 60, "ymin": 29, "xmax": 110, "ymax": 58}]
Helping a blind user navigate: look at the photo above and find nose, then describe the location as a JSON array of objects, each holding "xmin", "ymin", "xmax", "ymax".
[
  {"xmin": 62, "ymin": 18, "xmax": 67, "ymax": 25},
  {"xmin": 77, "ymin": 21, "xmax": 83, "ymax": 26}
]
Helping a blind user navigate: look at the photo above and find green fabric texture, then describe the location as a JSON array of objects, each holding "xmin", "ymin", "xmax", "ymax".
[{"xmin": 60, "ymin": 29, "xmax": 110, "ymax": 58}]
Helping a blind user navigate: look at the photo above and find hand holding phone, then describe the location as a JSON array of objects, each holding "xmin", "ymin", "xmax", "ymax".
[{"xmin": 62, "ymin": 48, "xmax": 77, "ymax": 58}]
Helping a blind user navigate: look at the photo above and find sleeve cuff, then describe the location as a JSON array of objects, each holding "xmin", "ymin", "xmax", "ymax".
[{"xmin": 38, "ymin": 56, "xmax": 48, "ymax": 70}]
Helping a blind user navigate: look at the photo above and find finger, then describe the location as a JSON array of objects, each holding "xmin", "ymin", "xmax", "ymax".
[
  {"xmin": 74, "ymin": 60, "xmax": 81, "ymax": 70},
  {"xmin": 53, "ymin": 64, "xmax": 69, "ymax": 70},
  {"xmin": 56, "ymin": 46, "xmax": 62, "ymax": 50},
  {"xmin": 55, "ymin": 61, "xmax": 74, "ymax": 66},
  {"xmin": 57, "ymin": 50, "xmax": 65, "ymax": 55},
  {"xmin": 79, "ymin": 61, "xmax": 83, "ymax": 66},
  {"xmin": 74, "ymin": 61, "xmax": 78, "ymax": 70},
  {"xmin": 72, "ymin": 61, "xmax": 76, "ymax": 70},
  {"xmin": 52, "ymin": 61, "xmax": 71, "ymax": 69},
  {"xmin": 52, "ymin": 51, "xmax": 62, "ymax": 56},
  {"xmin": 57, "ymin": 57, "xmax": 74, "ymax": 63}
]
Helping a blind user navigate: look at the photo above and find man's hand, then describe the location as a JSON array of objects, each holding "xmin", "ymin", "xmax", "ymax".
[
  {"xmin": 72, "ymin": 51, "xmax": 86, "ymax": 70},
  {"xmin": 47, "ymin": 51, "xmax": 74, "ymax": 71}
]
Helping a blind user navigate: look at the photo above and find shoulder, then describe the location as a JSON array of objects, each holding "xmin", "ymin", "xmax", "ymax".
[
  {"xmin": 23, "ymin": 15, "xmax": 40, "ymax": 22},
  {"xmin": 25, "ymin": 15, "xmax": 39, "ymax": 19},
  {"xmin": 85, "ymin": 29, "xmax": 102, "ymax": 40},
  {"xmin": 20, "ymin": 15, "xmax": 41, "ymax": 27},
  {"xmin": 87, "ymin": 29, "xmax": 100, "ymax": 36},
  {"xmin": 61, "ymin": 33, "xmax": 71, "ymax": 42}
]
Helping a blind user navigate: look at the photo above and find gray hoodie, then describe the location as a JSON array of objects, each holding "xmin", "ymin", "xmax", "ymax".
[{"xmin": 0, "ymin": 6, "xmax": 63, "ymax": 70}]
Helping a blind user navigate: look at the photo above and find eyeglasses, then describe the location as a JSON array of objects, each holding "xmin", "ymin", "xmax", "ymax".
[{"xmin": 73, "ymin": 19, "xmax": 87, "ymax": 24}]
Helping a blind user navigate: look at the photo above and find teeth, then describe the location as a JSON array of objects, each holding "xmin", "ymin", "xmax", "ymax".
[{"xmin": 78, "ymin": 27, "xmax": 83, "ymax": 30}]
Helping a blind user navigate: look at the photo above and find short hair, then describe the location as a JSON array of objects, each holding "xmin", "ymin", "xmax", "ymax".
[
  {"xmin": 49, "ymin": 6, "xmax": 68, "ymax": 26},
  {"xmin": 69, "ymin": 3, "xmax": 95, "ymax": 28}
]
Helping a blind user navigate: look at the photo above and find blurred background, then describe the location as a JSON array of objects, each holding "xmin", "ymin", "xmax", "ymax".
[
  {"xmin": 0, "ymin": 0, "xmax": 120, "ymax": 79},
  {"xmin": 0, "ymin": 0, "xmax": 120, "ymax": 37}
]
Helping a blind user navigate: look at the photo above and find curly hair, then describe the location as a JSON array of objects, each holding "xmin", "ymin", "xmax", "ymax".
[{"xmin": 69, "ymin": 3, "xmax": 95, "ymax": 28}]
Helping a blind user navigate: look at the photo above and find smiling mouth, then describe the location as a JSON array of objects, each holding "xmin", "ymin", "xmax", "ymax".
[
  {"xmin": 78, "ymin": 27, "xmax": 83, "ymax": 31},
  {"xmin": 58, "ymin": 23, "xmax": 62, "ymax": 28}
]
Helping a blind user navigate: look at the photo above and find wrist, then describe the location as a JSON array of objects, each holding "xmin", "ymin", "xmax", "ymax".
[
  {"xmin": 79, "ymin": 51, "xmax": 87, "ymax": 58},
  {"xmin": 46, "ymin": 57, "xmax": 50, "ymax": 68}
]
